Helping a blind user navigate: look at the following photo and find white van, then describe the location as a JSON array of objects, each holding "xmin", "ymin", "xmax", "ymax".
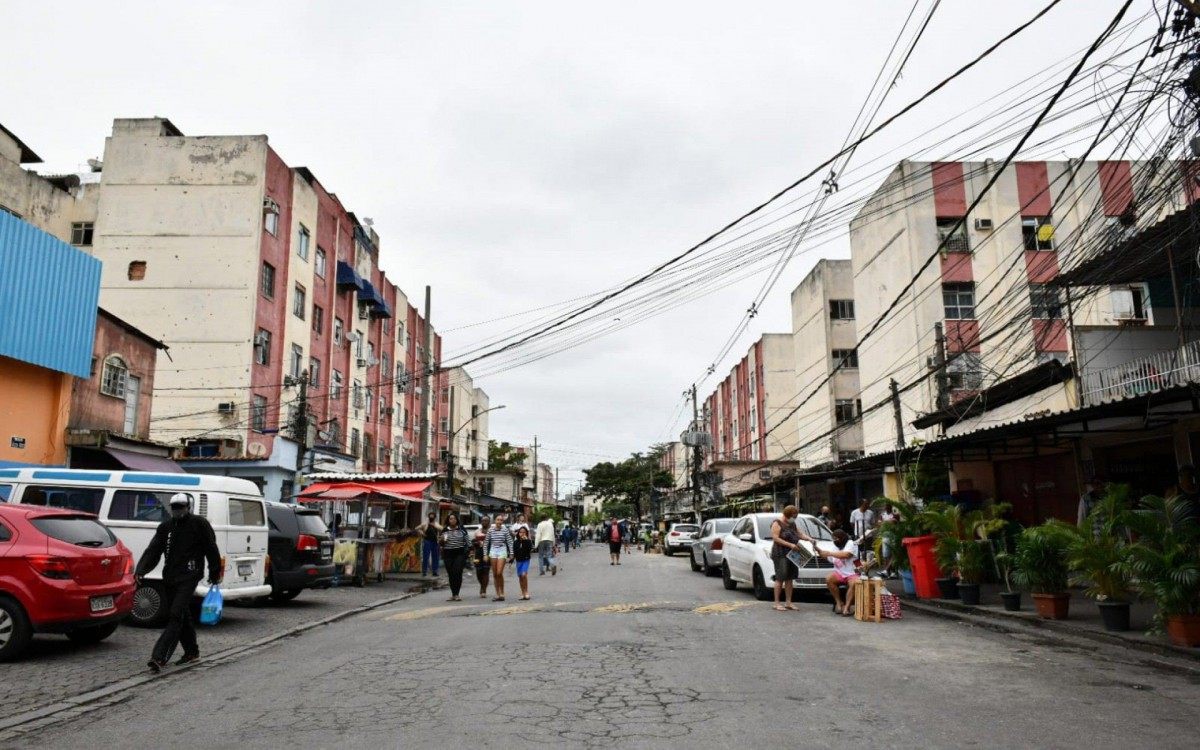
[{"xmin": 0, "ymin": 468, "xmax": 270, "ymax": 625}]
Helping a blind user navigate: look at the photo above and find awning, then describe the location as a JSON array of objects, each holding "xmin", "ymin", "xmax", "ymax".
[
  {"xmin": 104, "ymin": 447, "xmax": 183, "ymax": 473},
  {"xmin": 335, "ymin": 260, "xmax": 365, "ymax": 291},
  {"xmin": 358, "ymin": 280, "xmax": 382, "ymax": 306},
  {"xmin": 298, "ymin": 479, "xmax": 432, "ymax": 504}
]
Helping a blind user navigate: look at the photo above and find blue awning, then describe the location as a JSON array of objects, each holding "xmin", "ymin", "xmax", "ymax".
[
  {"xmin": 370, "ymin": 299, "xmax": 393, "ymax": 319},
  {"xmin": 335, "ymin": 261, "xmax": 364, "ymax": 290},
  {"xmin": 358, "ymin": 280, "xmax": 382, "ymax": 306}
]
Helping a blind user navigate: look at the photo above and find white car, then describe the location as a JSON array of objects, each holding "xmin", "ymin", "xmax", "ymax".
[
  {"xmin": 720, "ymin": 512, "xmax": 835, "ymax": 600},
  {"xmin": 663, "ymin": 523, "xmax": 700, "ymax": 555}
]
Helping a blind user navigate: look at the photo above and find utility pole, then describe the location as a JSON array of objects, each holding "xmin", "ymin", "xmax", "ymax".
[
  {"xmin": 418, "ymin": 285, "xmax": 433, "ymax": 472},
  {"xmin": 445, "ymin": 383, "xmax": 455, "ymax": 499},
  {"xmin": 932, "ymin": 322, "xmax": 950, "ymax": 412},
  {"xmin": 554, "ymin": 467, "xmax": 559, "ymax": 504},
  {"xmin": 532, "ymin": 435, "xmax": 539, "ymax": 506},
  {"xmin": 890, "ymin": 378, "xmax": 905, "ymax": 450},
  {"xmin": 290, "ymin": 371, "xmax": 311, "ymax": 502},
  {"xmin": 690, "ymin": 384, "xmax": 703, "ymax": 524}
]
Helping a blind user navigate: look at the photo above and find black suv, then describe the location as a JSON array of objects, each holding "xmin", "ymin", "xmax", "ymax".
[{"xmin": 265, "ymin": 502, "xmax": 335, "ymax": 602}]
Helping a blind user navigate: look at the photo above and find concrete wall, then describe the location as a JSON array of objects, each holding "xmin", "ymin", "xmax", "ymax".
[
  {"xmin": 0, "ymin": 128, "xmax": 99, "ymax": 242},
  {"xmin": 0, "ymin": 356, "xmax": 72, "ymax": 466}
]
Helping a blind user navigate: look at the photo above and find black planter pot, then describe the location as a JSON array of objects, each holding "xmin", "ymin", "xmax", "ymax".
[
  {"xmin": 1098, "ymin": 600, "xmax": 1131, "ymax": 632},
  {"xmin": 935, "ymin": 576, "xmax": 959, "ymax": 600},
  {"xmin": 1000, "ymin": 591, "xmax": 1022, "ymax": 611},
  {"xmin": 958, "ymin": 582, "xmax": 981, "ymax": 605}
]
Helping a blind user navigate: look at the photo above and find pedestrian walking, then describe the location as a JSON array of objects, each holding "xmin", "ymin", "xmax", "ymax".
[
  {"xmin": 607, "ymin": 516, "xmax": 624, "ymax": 565},
  {"xmin": 440, "ymin": 513, "xmax": 470, "ymax": 601},
  {"xmin": 419, "ymin": 512, "xmax": 442, "ymax": 577},
  {"xmin": 511, "ymin": 513, "xmax": 531, "ymax": 537},
  {"xmin": 135, "ymin": 493, "xmax": 222, "ymax": 673},
  {"xmin": 486, "ymin": 515, "xmax": 514, "ymax": 601},
  {"xmin": 769, "ymin": 505, "xmax": 817, "ymax": 612},
  {"xmin": 513, "ymin": 526, "xmax": 534, "ymax": 600},
  {"xmin": 535, "ymin": 514, "xmax": 557, "ymax": 576},
  {"xmin": 849, "ymin": 499, "xmax": 875, "ymax": 542},
  {"xmin": 621, "ymin": 519, "xmax": 631, "ymax": 555},
  {"xmin": 473, "ymin": 516, "xmax": 492, "ymax": 598}
]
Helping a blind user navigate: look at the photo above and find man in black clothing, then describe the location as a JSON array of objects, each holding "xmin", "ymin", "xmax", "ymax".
[{"xmin": 135, "ymin": 493, "xmax": 222, "ymax": 672}]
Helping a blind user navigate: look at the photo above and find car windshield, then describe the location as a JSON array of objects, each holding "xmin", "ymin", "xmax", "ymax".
[
  {"xmin": 31, "ymin": 516, "xmax": 118, "ymax": 548},
  {"xmin": 674, "ymin": 525, "xmax": 699, "ymax": 534},
  {"xmin": 712, "ymin": 519, "xmax": 736, "ymax": 534},
  {"xmin": 296, "ymin": 512, "xmax": 329, "ymax": 536}
]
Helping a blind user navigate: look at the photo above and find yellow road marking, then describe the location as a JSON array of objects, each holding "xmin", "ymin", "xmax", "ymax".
[
  {"xmin": 478, "ymin": 605, "xmax": 541, "ymax": 616},
  {"xmin": 384, "ymin": 606, "xmax": 457, "ymax": 621},
  {"xmin": 592, "ymin": 602, "xmax": 653, "ymax": 613},
  {"xmin": 693, "ymin": 602, "xmax": 753, "ymax": 614}
]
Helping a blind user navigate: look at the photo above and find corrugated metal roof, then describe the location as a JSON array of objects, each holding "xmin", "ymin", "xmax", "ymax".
[{"xmin": 0, "ymin": 212, "xmax": 100, "ymax": 377}]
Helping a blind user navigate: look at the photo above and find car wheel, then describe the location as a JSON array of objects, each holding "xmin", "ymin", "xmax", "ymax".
[
  {"xmin": 664, "ymin": 546, "xmax": 674, "ymax": 557},
  {"xmin": 0, "ymin": 597, "xmax": 33, "ymax": 663},
  {"xmin": 721, "ymin": 563, "xmax": 737, "ymax": 590},
  {"xmin": 752, "ymin": 566, "xmax": 772, "ymax": 601},
  {"xmin": 704, "ymin": 554, "xmax": 720, "ymax": 577},
  {"xmin": 129, "ymin": 581, "xmax": 167, "ymax": 627},
  {"xmin": 270, "ymin": 589, "xmax": 302, "ymax": 603},
  {"xmin": 66, "ymin": 622, "xmax": 120, "ymax": 645},
  {"xmin": 689, "ymin": 551, "xmax": 702, "ymax": 572}
]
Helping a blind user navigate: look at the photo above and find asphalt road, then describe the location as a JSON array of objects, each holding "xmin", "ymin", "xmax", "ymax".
[{"xmin": 9, "ymin": 543, "xmax": 1199, "ymax": 749}]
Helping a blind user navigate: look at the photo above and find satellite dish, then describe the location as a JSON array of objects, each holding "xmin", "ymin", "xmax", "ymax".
[{"xmin": 247, "ymin": 442, "xmax": 268, "ymax": 458}]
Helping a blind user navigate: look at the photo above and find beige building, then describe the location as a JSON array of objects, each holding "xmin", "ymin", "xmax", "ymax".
[
  {"xmin": 703, "ymin": 333, "xmax": 797, "ymax": 464},
  {"xmin": 443, "ymin": 366, "xmax": 490, "ymax": 487},
  {"xmin": 0, "ymin": 123, "xmax": 99, "ymax": 244}
]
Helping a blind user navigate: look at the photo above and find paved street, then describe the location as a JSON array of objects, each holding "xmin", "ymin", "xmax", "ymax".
[{"xmin": 6, "ymin": 543, "xmax": 1198, "ymax": 749}]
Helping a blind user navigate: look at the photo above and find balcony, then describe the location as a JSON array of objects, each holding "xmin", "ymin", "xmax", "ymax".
[{"xmin": 1080, "ymin": 338, "xmax": 1200, "ymax": 406}]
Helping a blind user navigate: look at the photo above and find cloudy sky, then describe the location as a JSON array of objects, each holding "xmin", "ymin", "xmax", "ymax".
[{"xmin": 2, "ymin": 0, "xmax": 1144, "ymax": 491}]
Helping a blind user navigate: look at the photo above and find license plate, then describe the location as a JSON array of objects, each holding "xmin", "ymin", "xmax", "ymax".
[
  {"xmin": 90, "ymin": 595, "xmax": 114, "ymax": 612},
  {"xmin": 237, "ymin": 562, "xmax": 253, "ymax": 576}
]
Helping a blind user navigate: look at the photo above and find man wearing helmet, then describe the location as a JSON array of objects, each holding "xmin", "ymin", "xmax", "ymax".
[{"xmin": 135, "ymin": 493, "xmax": 222, "ymax": 672}]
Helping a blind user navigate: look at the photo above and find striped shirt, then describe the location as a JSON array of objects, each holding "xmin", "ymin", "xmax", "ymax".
[
  {"xmin": 441, "ymin": 527, "xmax": 469, "ymax": 551},
  {"xmin": 485, "ymin": 527, "xmax": 513, "ymax": 557}
]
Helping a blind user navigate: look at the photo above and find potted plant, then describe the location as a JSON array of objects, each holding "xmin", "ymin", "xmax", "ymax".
[
  {"xmin": 1013, "ymin": 521, "xmax": 1075, "ymax": 619},
  {"xmin": 1118, "ymin": 495, "xmax": 1200, "ymax": 646},
  {"xmin": 956, "ymin": 540, "xmax": 990, "ymax": 605},
  {"xmin": 920, "ymin": 501, "xmax": 1009, "ymax": 603},
  {"xmin": 994, "ymin": 549, "xmax": 1021, "ymax": 611},
  {"xmin": 871, "ymin": 497, "xmax": 923, "ymax": 595},
  {"xmin": 919, "ymin": 502, "xmax": 963, "ymax": 600},
  {"xmin": 1067, "ymin": 485, "xmax": 1134, "ymax": 632}
]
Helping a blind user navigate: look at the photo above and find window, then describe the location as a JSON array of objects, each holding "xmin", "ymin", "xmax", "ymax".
[
  {"xmin": 479, "ymin": 477, "xmax": 495, "ymax": 495},
  {"xmin": 382, "ymin": 353, "xmax": 389, "ymax": 377},
  {"xmin": 379, "ymin": 444, "xmax": 389, "ymax": 465},
  {"xmin": 263, "ymin": 198, "xmax": 280, "ymax": 235},
  {"xmin": 367, "ymin": 342, "xmax": 375, "ymax": 364},
  {"xmin": 350, "ymin": 428, "xmax": 361, "ymax": 457},
  {"xmin": 440, "ymin": 417, "xmax": 449, "ymax": 434},
  {"xmin": 353, "ymin": 380, "xmax": 364, "ymax": 409},
  {"xmin": 71, "ymin": 222, "xmax": 94, "ymax": 247},
  {"xmin": 0, "ymin": 520, "xmax": 9, "ymax": 542},
  {"xmin": 936, "ymin": 217, "xmax": 969, "ymax": 253},
  {"xmin": 251, "ymin": 395, "xmax": 268, "ymax": 432},
  {"xmin": 1022, "ymin": 215, "xmax": 1054, "ymax": 251},
  {"xmin": 326, "ymin": 420, "xmax": 341, "ymax": 447},
  {"xmin": 942, "ymin": 282, "xmax": 976, "ymax": 320},
  {"xmin": 365, "ymin": 386, "xmax": 374, "ymax": 421},
  {"xmin": 832, "ymin": 348, "xmax": 858, "ymax": 368},
  {"xmin": 128, "ymin": 261, "xmax": 147, "ymax": 280},
  {"xmin": 228, "ymin": 498, "xmax": 265, "ymax": 526},
  {"xmin": 947, "ymin": 353, "xmax": 984, "ymax": 390},
  {"xmin": 309, "ymin": 357, "xmax": 321, "ymax": 387},
  {"xmin": 293, "ymin": 284, "xmax": 307, "ymax": 319},
  {"xmin": 297, "ymin": 224, "xmax": 310, "ymax": 261},
  {"xmin": 1111, "ymin": 284, "xmax": 1149, "ymax": 322},
  {"xmin": 108, "ymin": 490, "xmax": 179, "ymax": 523},
  {"xmin": 254, "ymin": 328, "xmax": 271, "ymax": 365},
  {"xmin": 30, "ymin": 517, "xmax": 115, "ymax": 547},
  {"xmin": 18, "ymin": 485, "xmax": 106, "ymax": 514},
  {"xmin": 355, "ymin": 331, "xmax": 364, "ymax": 358},
  {"xmin": 261, "ymin": 262, "xmax": 276, "ymax": 298},
  {"xmin": 829, "ymin": 299, "xmax": 855, "ymax": 320},
  {"xmin": 290, "ymin": 344, "xmax": 304, "ymax": 379},
  {"xmin": 315, "ymin": 246, "xmax": 327, "ymax": 277},
  {"xmin": 0, "ymin": 484, "xmax": 11, "ymax": 502},
  {"xmin": 312, "ymin": 304, "xmax": 324, "ymax": 334},
  {"xmin": 331, "ymin": 369, "xmax": 343, "ymax": 400},
  {"xmin": 834, "ymin": 399, "xmax": 857, "ymax": 425},
  {"xmin": 100, "ymin": 355, "xmax": 128, "ymax": 397},
  {"xmin": 334, "ymin": 317, "xmax": 344, "ymax": 345},
  {"xmin": 1029, "ymin": 284, "xmax": 1063, "ymax": 320}
]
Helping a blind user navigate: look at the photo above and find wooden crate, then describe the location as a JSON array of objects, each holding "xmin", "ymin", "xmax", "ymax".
[{"xmin": 854, "ymin": 578, "xmax": 884, "ymax": 623}]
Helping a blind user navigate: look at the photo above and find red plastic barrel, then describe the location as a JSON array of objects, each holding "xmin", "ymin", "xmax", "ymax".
[{"xmin": 902, "ymin": 535, "xmax": 942, "ymax": 600}]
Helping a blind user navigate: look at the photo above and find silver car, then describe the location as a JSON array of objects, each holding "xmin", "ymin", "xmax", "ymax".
[{"xmin": 690, "ymin": 518, "xmax": 737, "ymax": 576}]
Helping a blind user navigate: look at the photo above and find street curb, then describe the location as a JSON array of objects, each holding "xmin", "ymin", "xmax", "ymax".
[
  {"xmin": 902, "ymin": 596, "xmax": 1200, "ymax": 675},
  {"xmin": 0, "ymin": 580, "xmax": 444, "ymax": 741}
]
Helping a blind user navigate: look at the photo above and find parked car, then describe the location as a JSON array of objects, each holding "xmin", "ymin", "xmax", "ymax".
[
  {"xmin": 1, "ymin": 468, "xmax": 270, "ymax": 625},
  {"xmin": 721, "ymin": 512, "xmax": 835, "ymax": 600},
  {"xmin": 264, "ymin": 502, "xmax": 335, "ymax": 602},
  {"xmin": 663, "ymin": 523, "xmax": 701, "ymax": 556},
  {"xmin": 689, "ymin": 518, "xmax": 737, "ymax": 575},
  {"xmin": 0, "ymin": 504, "xmax": 136, "ymax": 662}
]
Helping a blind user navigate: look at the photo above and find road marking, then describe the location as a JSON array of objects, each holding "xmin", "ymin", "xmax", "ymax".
[
  {"xmin": 384, "ymin": 606, "xmax": 457, "ymax": 621},
  {"xmin": 693, "ymin": 602, "xmax": 753, "ymax": 614},
  {"xmin": 592, "ymin": 602, "xmax": 654, "ymax": 613},
  {"xmin": 477, "ymin": 605, "xmax": 541, "ymax": 616}
]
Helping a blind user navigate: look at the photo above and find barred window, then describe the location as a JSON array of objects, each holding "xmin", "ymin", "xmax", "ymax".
[
  {"xmin": 100, "ymin": 355, "xmax": 128, "ymax": 398},
  {"xmin": 832, "ymin": 348, "xmax": 858, "ymax": 369},
  {"xmin": 942, "ymin": 283, "xmax": 975, "ymax": 320},
  {"xmin": 936, "ymin": 217, "xmax": 969, "ymax": 253}
]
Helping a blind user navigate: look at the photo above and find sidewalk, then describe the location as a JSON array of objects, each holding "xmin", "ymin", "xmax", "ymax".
[{"xmin": 888, "ymin": 580, "xmax": 1199, "ymax": 666}]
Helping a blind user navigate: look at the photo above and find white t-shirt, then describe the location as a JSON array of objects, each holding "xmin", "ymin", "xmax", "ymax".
[
  {"xmin": 849, "ymin": 508, "xmax": 875, "ymax": 538},
  {"xmin": 818, "ymin": 540, "xmax": 859, "ymax": 578}
]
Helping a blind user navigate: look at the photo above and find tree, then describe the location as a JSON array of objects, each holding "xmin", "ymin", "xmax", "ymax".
[
  {"xmin": 583, "ymin": 448, "xmax": 672, "ymax": 521},
  {"xmin": 488, "ymin": 440, "xmax": 527, "ymax": 476}
]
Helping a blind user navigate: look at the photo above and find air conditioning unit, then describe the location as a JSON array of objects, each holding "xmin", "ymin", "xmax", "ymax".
[
  {"xmin": 358, "ymin": 305, "xmax": 370, "ymax": 320},
  {"xmin": 974, "ymin": 218, "xmax": 994, "ymax": 231},
  {"xmin": 254, "ymin": 331, "xmax": 269, "ymax": 347},
  {"xmin": 217, "ymin": 402, "xmax": 236, "ymax": 415},
  {"xmin": 346, "ymin": 332, "xmax": 361, "ymax": 343},
  {"xmin": 356, "ymin": 358, "xmax": 368, "ymax": 368}
]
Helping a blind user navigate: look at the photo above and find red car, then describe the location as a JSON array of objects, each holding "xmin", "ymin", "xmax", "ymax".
[{"xmin": 0, "ymin": 504, "xmax": 136, "ymax": 662}]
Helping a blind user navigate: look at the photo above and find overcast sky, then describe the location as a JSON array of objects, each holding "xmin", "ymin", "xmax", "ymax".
[{"xmin": 2, "ymin": 1, "xmax": 1144, "ymax": 491}]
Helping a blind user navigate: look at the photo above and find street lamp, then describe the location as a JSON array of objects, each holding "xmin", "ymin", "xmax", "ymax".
[{"xmin": 446, "ymin": 404, "xmax": 506, "ymax": 502}]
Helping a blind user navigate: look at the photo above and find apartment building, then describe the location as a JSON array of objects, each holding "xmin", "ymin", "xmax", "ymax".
[
  {"xmin": 88, "ymin": 117, "xmax": 445, "ymax": 478},
  {"xmin": 443, "ymin": 366, "xmax": 491, "ymax": 483},
  {"xmin": 703, "ymin": 334, "xmax": 797, "ymax": 464}
]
